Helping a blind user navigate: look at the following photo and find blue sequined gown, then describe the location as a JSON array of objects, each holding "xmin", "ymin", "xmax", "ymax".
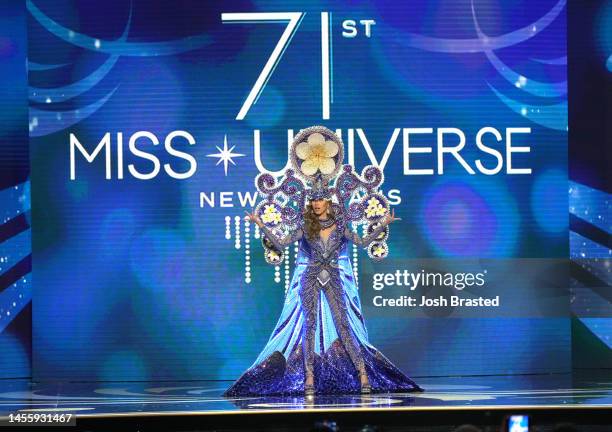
[{"xmin": 224, "ymin": 218, "xmax": 422, "ymax": 396}]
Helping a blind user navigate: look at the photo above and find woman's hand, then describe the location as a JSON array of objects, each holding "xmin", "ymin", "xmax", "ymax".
[
  {"xmin": 244, "ymin": 209, "xmax": 264, "ymax": 227},
  {"xmin": 382, "ymin": 208, "xmax": 401, "ymax": 226}
]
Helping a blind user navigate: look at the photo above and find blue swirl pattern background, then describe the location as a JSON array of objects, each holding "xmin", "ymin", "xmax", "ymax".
[{"xmin": 0, "ymin": 0, "xmax": 607, "ymax": 380}]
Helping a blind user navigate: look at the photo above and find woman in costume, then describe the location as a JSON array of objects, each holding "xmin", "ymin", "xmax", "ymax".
[{"xmin": 224, "ymin": 126, "xmax": 422, "ymax": 397}]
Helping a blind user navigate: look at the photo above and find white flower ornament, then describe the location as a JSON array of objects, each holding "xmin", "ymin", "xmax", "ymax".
[
  {"xmin": 295, "ymin": 132, "xmax": 339, "ymax": 176},
  {"xmin": 266, "ymin": 249, "xmax": 281, "ymax": 263}
]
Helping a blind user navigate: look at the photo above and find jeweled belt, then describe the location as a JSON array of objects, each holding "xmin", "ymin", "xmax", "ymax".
[{"xmin": 308, "ymin": 250, "xmax": 341, "ymax": 269}]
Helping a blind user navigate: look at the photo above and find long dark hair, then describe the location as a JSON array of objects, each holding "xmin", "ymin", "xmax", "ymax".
[{"xmin": 303, "ymin": 200, "xmax": 336, "ymax": 240}]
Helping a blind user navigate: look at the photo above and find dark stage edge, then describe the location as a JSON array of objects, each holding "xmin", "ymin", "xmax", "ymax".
[{"xmin": 0, "ymin": 371, "xmax": 610, "ymax": 430}]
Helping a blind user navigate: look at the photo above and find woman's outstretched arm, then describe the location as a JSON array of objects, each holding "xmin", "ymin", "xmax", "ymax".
[
  {"xmin": 343, "ymin": 208, "xmax": 401, "ymax": 247},
  {"xmin": 260, "ymin": 225, "xmax": 303, "ymax": 250}
]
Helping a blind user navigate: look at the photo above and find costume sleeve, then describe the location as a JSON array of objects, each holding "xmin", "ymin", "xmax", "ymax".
[
  {"xmin": 343, "ymin": 223, "xmax": 387, "ymax": 247},
  {"xmin": 260, "ymin": 225, "xmax": 303, "ymax": 250}
]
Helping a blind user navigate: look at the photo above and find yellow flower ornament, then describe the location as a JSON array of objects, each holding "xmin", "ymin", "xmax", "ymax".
[
  {"xmin": 365, "ymin": 197, "xmax": 387, "ymax": 218},
  {"xmin": 261, "ymin": 204, "xmax": 282, "ymax": 225},
  {"xmin": 368, "ymin": 241, "xmax": 389, "ymax": 260},
  {"xmin": 295, "ymin": 132, "xmax": 339, "ymax": 176},
  {"xmin": 372, "ymin": 245, "xmax": 386, "ymax": 257}
]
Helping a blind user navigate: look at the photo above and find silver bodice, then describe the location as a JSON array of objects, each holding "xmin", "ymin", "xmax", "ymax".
[{"xmin": 260, "ymin": 221, "xmax": 387, "ymax": 287}]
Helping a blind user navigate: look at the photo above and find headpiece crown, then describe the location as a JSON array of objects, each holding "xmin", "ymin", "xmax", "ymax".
[{"xmin": 307, "ymin": 173, "xmax": 332, "ymax": 201}]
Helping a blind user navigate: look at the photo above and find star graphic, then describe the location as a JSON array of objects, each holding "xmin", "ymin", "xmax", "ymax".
[{"xmin": 206, "ymin": 135, "xmax": 245, "ymax": 176}]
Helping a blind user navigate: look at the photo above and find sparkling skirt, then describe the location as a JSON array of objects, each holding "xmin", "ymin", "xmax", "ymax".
[
  {"xmin": 223, "ymin": 338, "xmax": 423, "ymax": 396},
  {"xmin": 225, "ymin": 245, "xmax": 422, "ymax": 397}
]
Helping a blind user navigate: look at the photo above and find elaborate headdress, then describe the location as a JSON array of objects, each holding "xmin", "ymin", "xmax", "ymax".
[
  {"xmin": 254, "ymin": 125, "xmax": 391, "ymax": 263},
  {"xmin": 307, "ymin": 174, "xmax": 333, "ymax": 201}
]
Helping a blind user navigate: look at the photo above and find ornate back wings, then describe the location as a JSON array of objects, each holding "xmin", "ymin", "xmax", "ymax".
[
  {"xmin": 252, "ymin": 125, "xmax": 392, "ymax": 264},
  {"xmin": 254, "ymin": 164, "xmax": 392, "ymax": 264}
]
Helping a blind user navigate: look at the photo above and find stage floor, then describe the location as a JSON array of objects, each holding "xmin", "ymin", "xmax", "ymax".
[{"xmin": 0, "ymin": 371, "xmax": 610, "ymax": 418}]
